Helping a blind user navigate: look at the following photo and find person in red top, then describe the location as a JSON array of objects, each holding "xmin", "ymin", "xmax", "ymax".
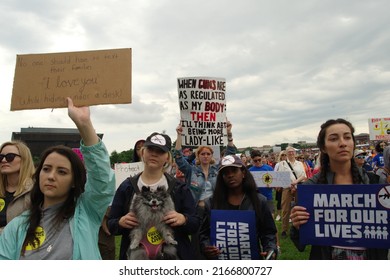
[{"xmin": 298, "ymin": 154, "xmax": 313, "ymax": 179}]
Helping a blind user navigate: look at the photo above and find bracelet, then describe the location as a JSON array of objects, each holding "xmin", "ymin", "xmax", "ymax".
[
  {"xmin": 228, "ymin": 138, "xmax": 233, "ymax": 142},
  {"xmin": 227, "ymin": 133, "xmax": 233, "ymax": 137}
]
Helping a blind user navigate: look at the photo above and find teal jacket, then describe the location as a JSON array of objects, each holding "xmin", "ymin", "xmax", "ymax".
[{"xmin": 0, "ymin": 140, "xmax": 115, "ymax": 260}]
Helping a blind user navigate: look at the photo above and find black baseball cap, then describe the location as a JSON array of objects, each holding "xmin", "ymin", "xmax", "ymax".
[
  {"xmin": 144, "ymin": 132, "xmax": 172, "ymax": 152},
  {"xmin": 219, "ymin": 155, "xmax": 245, "ymax": 172}
]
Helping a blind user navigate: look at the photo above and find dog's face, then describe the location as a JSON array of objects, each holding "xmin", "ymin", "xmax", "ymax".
[{"xmin": 140, "ymin": 186, "xmax": 170, "ymax": 212}]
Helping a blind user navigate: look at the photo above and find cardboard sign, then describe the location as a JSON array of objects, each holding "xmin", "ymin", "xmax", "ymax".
[
  {"xmin": 11, "ymin": 48, "xmax": 132, "ymax": 110},
  {"xmin": 114, "ymin": 162, "xmax": 144, "ymax": 189},
  {"xmin": 177, "ymin": 77, "xmax": 227, "ymax": 147},
  {"xmin": 210, "ymin": 210, "xmax": 260, "ymax": 260},
  {"xmin": 250, "ymin": 171, "xmax": 291, "ymax": 188},
  {"xmin": 298, "ymin": 184, "xmax": 390, "ymax": 249},
  {"xmin": 368, "ymin": 118, "xmax": 390, "ymax": 141}
]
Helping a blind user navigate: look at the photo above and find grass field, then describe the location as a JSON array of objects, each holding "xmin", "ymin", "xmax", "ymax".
[
  {"xmin": 113, "ymin": 219, "xmax": 311, "ymax": 260},
  {"xmin": 275, "ymin": 219, "xmax": 310, "ymax": 260}
]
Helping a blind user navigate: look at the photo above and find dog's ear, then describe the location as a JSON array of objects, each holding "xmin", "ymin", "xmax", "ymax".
[
  {"xmin": 156, "ymin": 186, "xmax": 165, "ymax": 192},
  {"xmin": 141, "ymin": 186, "xmax": 150, "ymax": 193}
]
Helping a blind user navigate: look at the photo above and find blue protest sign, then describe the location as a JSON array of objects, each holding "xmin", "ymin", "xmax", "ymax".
[
  {"xmin": 298, "ymin": 184, "xmax": 390, "ymax": 249},
  {"xmin": 210, "ymin": 210, "xmax": 260, "ymax": 259}
]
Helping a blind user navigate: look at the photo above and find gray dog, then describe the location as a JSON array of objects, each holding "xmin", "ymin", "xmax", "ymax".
[{"xmin": 127, "ymin": 186, "xmax": 178, "ymax": 259}]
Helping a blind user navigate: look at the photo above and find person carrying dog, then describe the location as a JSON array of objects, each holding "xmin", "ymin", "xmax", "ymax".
[{"xmin": 108, "ymin": 132, "xmax": 200, "ymax": 260}]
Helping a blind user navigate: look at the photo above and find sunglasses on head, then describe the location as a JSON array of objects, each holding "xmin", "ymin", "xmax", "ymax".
[{"xmin": 0, "ymin": 153, "xmax": 21, "ymax": 163}]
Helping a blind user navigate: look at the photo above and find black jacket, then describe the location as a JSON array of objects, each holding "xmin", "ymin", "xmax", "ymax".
[
  {"xmin": 108, "ymin": 172, "xmax": 200, "ymax": 260},
  {"xmin": 199, "ymin": 193, "xmax": 277, "ymax": 259}
]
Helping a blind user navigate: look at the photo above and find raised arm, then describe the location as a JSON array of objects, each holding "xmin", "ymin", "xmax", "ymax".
[
  {"xmin": 226, "ymin": 120, "xmax": 234, "ymax": 147},
  {"xmin": 224, "ymin": 120, "xmax": 237, "ymax": 155},
  {"xmin": 175, "ymin": 123, "xmax": 183, "ymax": 151},
  {"xmin": 67, "ymin": 97, "xmax": 98, "ymax": 146}
]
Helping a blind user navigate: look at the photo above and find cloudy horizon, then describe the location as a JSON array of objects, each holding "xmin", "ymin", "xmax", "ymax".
[{"xmin": 1, "ymin": 0, "xmax": 389, "ymax": 154}]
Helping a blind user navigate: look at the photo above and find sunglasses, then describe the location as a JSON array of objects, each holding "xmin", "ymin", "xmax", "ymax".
[
  {"xmin": 281, "ymin": 154, "xmax": 287, "ymax": 156},
  {"xmin": 299, "ymin": 157, "xmax": 304, "ymax": 160},
  {"xmin": 0, "ymin": 153, "xmax": 21, "ymax": 163},
  {"xmin": 355, "ymin": 155, "xmax": 365, "ymax": 159},
  {"xmin": 253, "ymin": 159, "xmax": 262, "ymax": 163}
]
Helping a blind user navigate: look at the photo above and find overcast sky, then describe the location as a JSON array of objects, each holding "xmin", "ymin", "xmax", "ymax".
[{"xmin": 1, "ymin": 0, "xmax": 389, "ymax": 154}]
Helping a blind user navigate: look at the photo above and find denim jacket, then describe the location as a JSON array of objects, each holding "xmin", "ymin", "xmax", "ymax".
[{"xmin": 174, "ymin": 145, "xmax": 236, "ymax": 204}]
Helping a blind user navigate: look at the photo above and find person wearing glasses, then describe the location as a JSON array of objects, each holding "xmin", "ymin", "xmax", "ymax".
[
  {"xmin": 0, "ymin": 98, "xmax": 115, "ymax": 259},
  {"xmin": 0, "ymin": 141, "xmax": 35, "ymax": 234},
  {"xmin": 249, "ymin": 150, "xmax": 274, "ymax": 213},
  {"xmin": 353, "ymin": 149, "xmax": 371, "ymax": 171},
  {"xmin": 353, "ymin": 149, "xmax": 380, "ymax": 184},
  {"xmin": 276, "ymin": 146, "xmax": 307, "ymax": 238},
  {"xmin": 298, "ymin": 154, "xmax": 313, "ymax": 179}
]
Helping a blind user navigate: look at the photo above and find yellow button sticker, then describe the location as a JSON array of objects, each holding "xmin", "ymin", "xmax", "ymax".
[
  {"xmin": 25, "ymin": 226, "xmax": 46, "ymax": 251},
  {"xmin": 146, "ymin": 226, "xmax": 163, "ymax": 245},
  {"xmin": 0, "ymin": 198, "xmax": 5, "ymax": 212}
]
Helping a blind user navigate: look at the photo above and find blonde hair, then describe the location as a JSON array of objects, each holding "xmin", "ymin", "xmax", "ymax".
[
  {"xmin": 285, "ymin": 146, "xmax": 295, "ymax": 153},
  {"xmin": 140, "ymin": 146, "xmax": 172, "ymax": 172},
  {"xmin": 195, "ymin": 146, "xmax": 216, "ymax": 165},
  {"xmin": 0, "ymin": 141, "xmax": 35, "ymax": 197},
  {"xmin": 277, "ymin": 151, "xmax": 287, "ymax": 162},
  {"xmin": 164, "ymin": 152, "xmax": 173, "ymax": 171}
]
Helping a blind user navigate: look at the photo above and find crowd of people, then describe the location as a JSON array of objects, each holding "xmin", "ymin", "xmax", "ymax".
[
  {"xmin": 0, "ymin": 98, "xmax": 115, "ymax": 259},
  {"xmin": 1, "ymin": 110, "xmax": 389, "ymax": 260}
]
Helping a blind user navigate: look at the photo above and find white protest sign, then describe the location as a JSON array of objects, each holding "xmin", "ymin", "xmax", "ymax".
[
  {"xmin": 250, "ymin": 171, "xmax": 291, "ymax": 188},
  {"xmin": 368, "ymin": 117, "xmax": 390, "ymax": 141},
  {"xmin": 114, "ymin": 162, "xmax": 144, "ymax": 189},
  {"xmin": 177, "ymin": 77, "xmax": 227, "ymax": 147}
]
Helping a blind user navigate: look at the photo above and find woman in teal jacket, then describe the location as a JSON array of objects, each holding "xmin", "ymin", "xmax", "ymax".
[{"xmin": 0, "ymin": 98, "xmax": 115, "ymax": 260}]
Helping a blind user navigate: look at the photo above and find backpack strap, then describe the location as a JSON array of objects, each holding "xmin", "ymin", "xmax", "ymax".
[{"xmin": 286, "ymin": 161, "xmax": 298, "ymax": 180}]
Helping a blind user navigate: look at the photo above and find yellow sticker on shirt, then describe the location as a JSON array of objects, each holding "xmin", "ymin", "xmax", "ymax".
[
  {"xmin": 25, "ymin": 226, "xmax": 46, "ymax": 250},
  {"xmin": 146, "ymin": 226, "xmax": 163, "ymax": 245},
  {"xmin": 0, "ymin": 198, "xmax": 5, "ymax": 212}
]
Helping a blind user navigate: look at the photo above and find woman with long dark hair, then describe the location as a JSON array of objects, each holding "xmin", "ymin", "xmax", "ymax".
[
  {"xmin": 199, "ymin": 154, "xmax": 277, "ymax": 259},
  {"xmin": 0, "ymin": 98, "xmax": 115, "ymax": 259},
  {"xmin": 290, "ymin": 118, "xmax": 388, "ymax": 260}
]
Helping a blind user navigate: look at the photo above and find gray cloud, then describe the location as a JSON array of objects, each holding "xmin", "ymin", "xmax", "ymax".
[{"xmin": 1, "ymin": 0, "xmax": 390, "ymax": 153}]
